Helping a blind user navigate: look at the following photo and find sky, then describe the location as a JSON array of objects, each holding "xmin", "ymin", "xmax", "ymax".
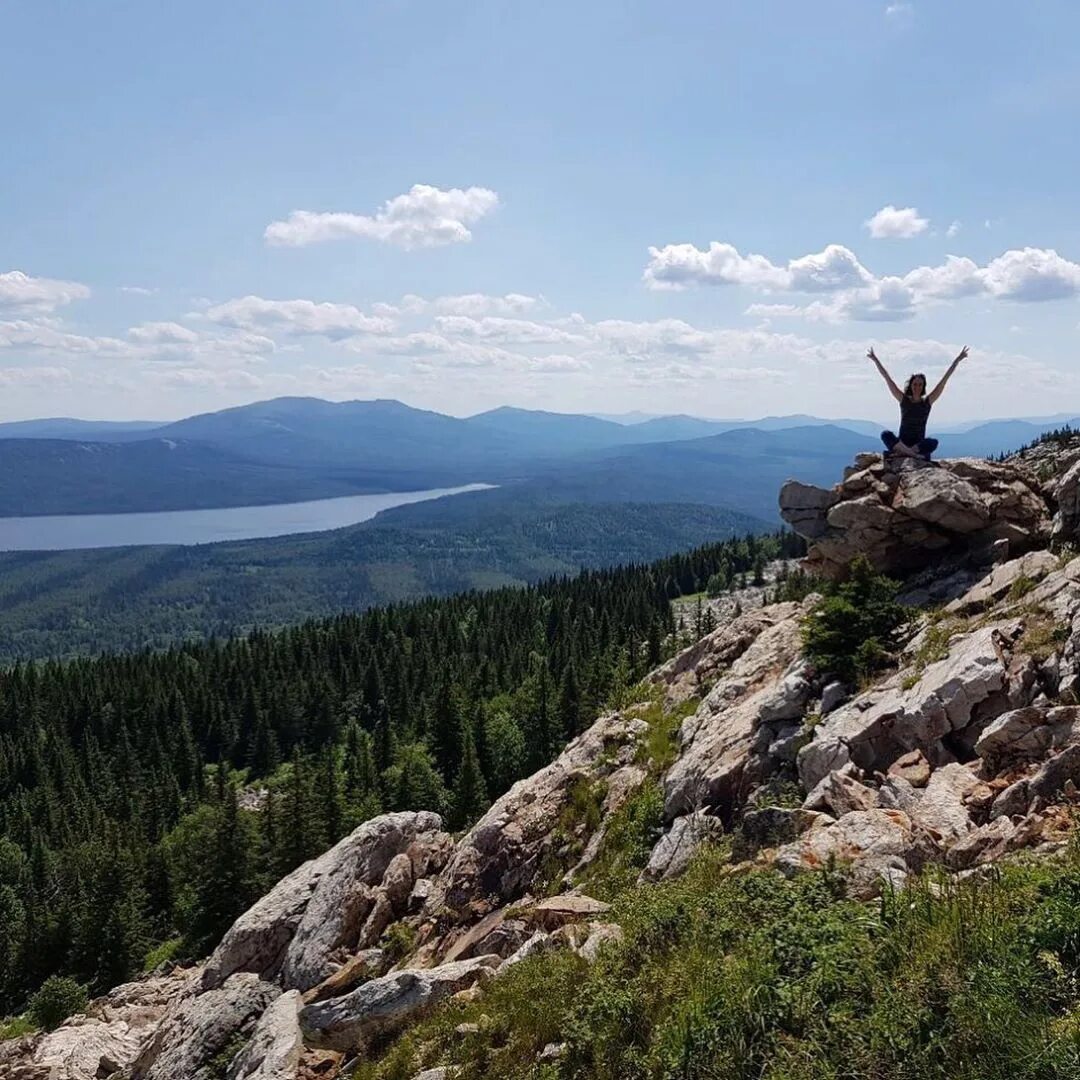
[{"xmin": 2, "ymin": 0, "xmax": 1079, "ymax": 426}]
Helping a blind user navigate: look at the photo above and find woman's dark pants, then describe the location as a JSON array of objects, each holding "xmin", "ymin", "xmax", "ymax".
[{"xmin": 882, "ymin": 430, "xmax": 939, "ymax": 458}]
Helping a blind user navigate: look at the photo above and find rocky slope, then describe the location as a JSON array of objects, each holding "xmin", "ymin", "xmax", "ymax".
[{"xmin": 6, "ymin": 437, "xmax": 1080, "ymax": 1080}]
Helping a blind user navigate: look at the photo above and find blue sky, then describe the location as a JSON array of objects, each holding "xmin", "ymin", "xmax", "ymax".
[{"xmin": 2, "ymin": 0, "xmax": 1079, "ymax": 424}]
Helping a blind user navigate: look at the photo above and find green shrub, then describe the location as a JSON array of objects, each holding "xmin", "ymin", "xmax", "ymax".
[
  {"xmin": 802, "ymin": 555, "xmax": 907, "ymax": 683},
  {"xmin": 27, "ymin": 976, "xmax": 89, "ymax": 1032}
]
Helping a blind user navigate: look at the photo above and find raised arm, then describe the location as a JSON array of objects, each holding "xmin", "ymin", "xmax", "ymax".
[
  {"xmin": 867, "ymin": 347, "xmax": 903, "ymax": 403},
  {"xmin": 928, "ymin": 346, "xmax": 969, "ymax": 404}
]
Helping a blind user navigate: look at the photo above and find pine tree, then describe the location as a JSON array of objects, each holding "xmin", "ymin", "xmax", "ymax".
[{"xmin": 451, "ymin": 723, "xmax": 489, "ymax": 829}]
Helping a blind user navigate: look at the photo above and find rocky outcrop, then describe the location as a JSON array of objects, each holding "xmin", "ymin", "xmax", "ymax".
[
  {"xmin": 780, "ymin": 455, "xmax": 1050, "ymax": 580},
  {"xmin": 798, "ymin": 619, "xmax": 1033, "ymax": 791},
  {"xmin": 132, "ymin": 973, "xmax": 280, "ymax": 1080},
  {"xmin": 431, "ymin": 710, "xmax": 648, "ymax": 920},
  {"xmin": 663, "ymin": 600, "xmax": 814, "ymax": 822},
  {"xmin": 299, "ymin": 956, "xmax": 500, "ymax": 1052},
  {"xmin": 203, "ymin": 812, "xmax": 451, "ymax": 993},
  {"xmin": 227, "ymin": 990, "xmax": 304, "ymax": 1080},
  {"xmin": 10, "ymin": 968, "xmax": 195, "ymax": 1080}
]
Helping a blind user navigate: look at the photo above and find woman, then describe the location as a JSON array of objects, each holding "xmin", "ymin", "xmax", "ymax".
[{"xmin": 868, "ymin": 345, "xmax": 969, "ymax": 461}]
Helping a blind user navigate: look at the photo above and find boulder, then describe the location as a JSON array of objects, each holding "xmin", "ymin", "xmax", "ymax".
[
  {"xmin": 131, "ymin": 973, "xmax": 280, "ymax": 1080},
  {"xmin": 908, "ymin": 763, "xmax": 979, "ymax": 845},
  {"xmin": 643, "ymin": 811, "xmax": 726, "ymax": 881},
  {"xmin": 664, "ymin": 602, "xmax": 813, "ymax": 821},
  {"xmin": 780, "ymin": 456, "xmax": 1050, "ymax": 580},
  {"xmin": 302, "ymin": 950, "xmax": 390, "ymax": 1006},
  {"xmin": 227, "ymin": 990, "xmax": 303, "ymax": 1080},
  {"xmin": 577, "ymin": 922, "xmax": 624, "ymax": 963},
  {"xmin": 648, "ymin": 604, "xmax": 804, "ymax": 705},
  {"xmin": 887, "ymin": 748, "xmax": 932, "ymax": 788},
  {"xmin": 19, "ymin": 968, "xmax": 195, "ymax": 1080},
  {"xmin": 802, "ymin": 768, "xmax": 877, "ymax": 817},
  {"xmin": 201, "ymin": 812, "xmax": 448, "ymax": 993},
  {"xmin": 434, "ymin": 710, "xmax": 647, "ymax": 915},
  {"xmin": 300, "ymin": 956, "xmax": 500, "ymax": 1052},
  {"xmin": 522, "ymin": 895, "xmax": 611, "ymax": 931},
  {"xmin": 975, "ymin": 706, "xmax": 1080, "ymax": 771},
  {"xmin": 946, "ymin": 551, "xmax": 1060, "ymax": 616},
  {"xmin": 775, "ymin": 809, "xmax": 921, "ymax": 898}
]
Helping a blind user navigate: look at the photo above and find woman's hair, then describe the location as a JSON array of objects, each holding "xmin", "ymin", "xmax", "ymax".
[{"xmin": 903, "ymin": 372, "xmax": 927, "ymax": 399}]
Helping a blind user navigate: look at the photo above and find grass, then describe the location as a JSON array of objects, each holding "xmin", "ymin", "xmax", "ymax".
[
  {"xmin": 142, "ymin": 936, "xmax": 183, "ymax": 973},
  {"xmin": 353, "ymin": 842, "xmax": 1080, "ymax": 1080},
  {"xmin": 1019, "ymin": 607, "xmax": 1072, "ymax": 662},
  {"xmin": 0, "ymin": 1014, "xmax": 36, "ymax": 1041},
  {"xmin": 900, "ymin": 614, "xmax": 964, "ymax": 690}
]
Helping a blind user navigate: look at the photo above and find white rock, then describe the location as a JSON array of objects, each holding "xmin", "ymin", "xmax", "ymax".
[
  {"xmin": 300, "ymin": 956, "xmax": 501, "ymax": 1052},
  {"xmin": 227, "ymin": 990, "xmax": 303, "ymax": 1080}
]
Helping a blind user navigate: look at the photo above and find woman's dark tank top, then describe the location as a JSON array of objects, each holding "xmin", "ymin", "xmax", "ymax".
[{"xmin": 899, "ymin": 395, "xmax": 931, "ymax": 444}]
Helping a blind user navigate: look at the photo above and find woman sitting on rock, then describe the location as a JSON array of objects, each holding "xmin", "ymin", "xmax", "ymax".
[{"xmin": 868, "ymin": 345, "xmax": 969, "ymax": 461}]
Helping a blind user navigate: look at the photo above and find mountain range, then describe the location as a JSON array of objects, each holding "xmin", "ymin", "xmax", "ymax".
[{"xmin": 0, "ymin": 397, "xmax": 1073, "ymax": 518}]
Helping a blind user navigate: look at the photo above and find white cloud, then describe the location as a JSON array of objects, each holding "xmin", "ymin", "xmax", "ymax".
[
  {"xmin": 786, "ymin": 245, "xmax": 874, "ymax": 291},
  {"xmin": 644, "ymin": 242, "xmax": 872, "ymax": 293},
  {"xmin": 0, "ymin": 270, "xmax": 91, "ymax": 312},
  {"xmin": 432, "ymin": 315, "xmax": 586, "ymax": 345},
  {"xmin": 902, "ymin": 255, "xmax": 983, "ymax": 301},
  {"xmin": 643, "ymin": 242, "xmax": 790, "ymax": 291},
  {"xmin": 129, "ymin": 321, "xmax": 200, "ymax": 345},
  {"xmin": 264, "ymin": 184, "xmax": 499, "ymax": 249},
  {"xmin": 0, "ymin": 365, "xmax": 75, "ymax": 387},
  {"xmin": 526, "ymin": 354, "xmax": 591, "ymax": 373},
  {"xmin": 652, "ymin": 236, "xmax": 1080, "ymax": 321},
  {"xmin": 885, "ymin": 2, "xmax": 913, "ymax": 16},
  {"xmin": 204, "ymin": 296, "xmax": 395, "ymax": 338},
  {"xmin": 430, "ymin": 293, "xmax": 542, "ymax": 316},
  {"xmin": 119, "ymin": 285, "xmax": 157, "ymax": 296},
  {"xmin": 864, "ymin": 205, "xmax": 929, "ymax": 239},
  {"xmin": 979, "ymin": 247, "xmax": 1080, "ymax": 301},
  {"xmin": 946, "ymin": 221, "xmax": 961, "ymax": 238}
]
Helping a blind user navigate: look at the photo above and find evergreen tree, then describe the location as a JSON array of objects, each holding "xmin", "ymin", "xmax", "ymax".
[{"xmin": 451, "ymin": 723, "xmax": 489, "ymax": 829}]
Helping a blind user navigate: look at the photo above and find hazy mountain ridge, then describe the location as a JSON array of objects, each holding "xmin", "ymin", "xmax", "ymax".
[{"xmin": 2, "ymin": 396, "xmax": 1072, "ymax": 518}]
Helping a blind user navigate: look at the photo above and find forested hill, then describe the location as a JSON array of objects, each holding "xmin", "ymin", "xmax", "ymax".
[
  {"xmin": 0, "ymin": 498, "xmax": 765, "ymax": 663},
  {"xmin": 0, "ymin": 530, "xmax": 805, "ymax": 1015}
]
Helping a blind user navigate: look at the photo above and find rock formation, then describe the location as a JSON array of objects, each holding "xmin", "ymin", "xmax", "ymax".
[{"xmin": 779, "ymin": 455, "xmax": 1051, "ymax": 579}]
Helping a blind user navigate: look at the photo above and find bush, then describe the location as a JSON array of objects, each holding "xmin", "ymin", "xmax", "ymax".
[
  {"xmin": 802, "ymin": 555, "xmax": 907, "ymax": 682},
  {"xmin": 27, "ymin": 975, "xmax": 89, "ymax": 1032}
]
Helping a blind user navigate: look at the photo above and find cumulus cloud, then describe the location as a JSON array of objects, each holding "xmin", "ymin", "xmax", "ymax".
[
  {"xmin": 204, "ymin": 296, "xmax": 395, "ymax": 339},
  {"xmin": 264, "ymin": 184, "xmax": 499, "ymax": 249},
  {"xmin": 129, "ymin": 321, "xmax": 200, "ymax": 345},
  {"xmin": 979, "ymin": 247, "xmax": 1080, "ymax": 301},
  {"xmin": 644, "ymin": 242, "xmax": 871, "ymax": 293},
  {"xmin": 864, "ymin": 205, "xmax": 929, "ymax": 239},
  {"xmin": 0, "ymin": 270, "xmax": 91, "ymax": 312},
  {"xmin": 946, "ymin": 221, "xmax": 962, "ymax": 238},
  {"xmin": 653, "ymin": 235, "xmax": 1080, "ymax": 322}
]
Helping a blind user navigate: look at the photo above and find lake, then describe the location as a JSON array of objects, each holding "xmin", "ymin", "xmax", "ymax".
[{"xmin": 0, "ymin": 484, "xmax": 493, "ymax": 552}]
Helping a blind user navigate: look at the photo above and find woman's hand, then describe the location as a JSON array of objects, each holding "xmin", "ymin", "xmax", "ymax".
[
  {"xmin": 955, "ymin": 345, "xmax": 969, "ymax": 363},
  {"xmin": 867, "ymin": 347, "xmax": 879, "ymax": 364}
]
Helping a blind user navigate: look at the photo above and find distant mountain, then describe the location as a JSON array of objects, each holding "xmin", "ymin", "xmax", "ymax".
[
  {"xmin": 0, "ymin": 438, "xmax": 400, "ymax": 516},
  {"xmin": 157, "ymin": 397, "xmax": 514, "ymax": 475},
  {"xmin": 464, "ymin": 406, "xmax": 642, "ymax": 453},
  {"xmin": 938, "ymin": 418, "xmax": 1080, "ymax": 458},
  {"xmin": 526, "ymin": 424, "xmax": 872, "ymax": 522},
  {"xmin": 0, "ymin": 417, "xmax": 164, "ymax": 440}
]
